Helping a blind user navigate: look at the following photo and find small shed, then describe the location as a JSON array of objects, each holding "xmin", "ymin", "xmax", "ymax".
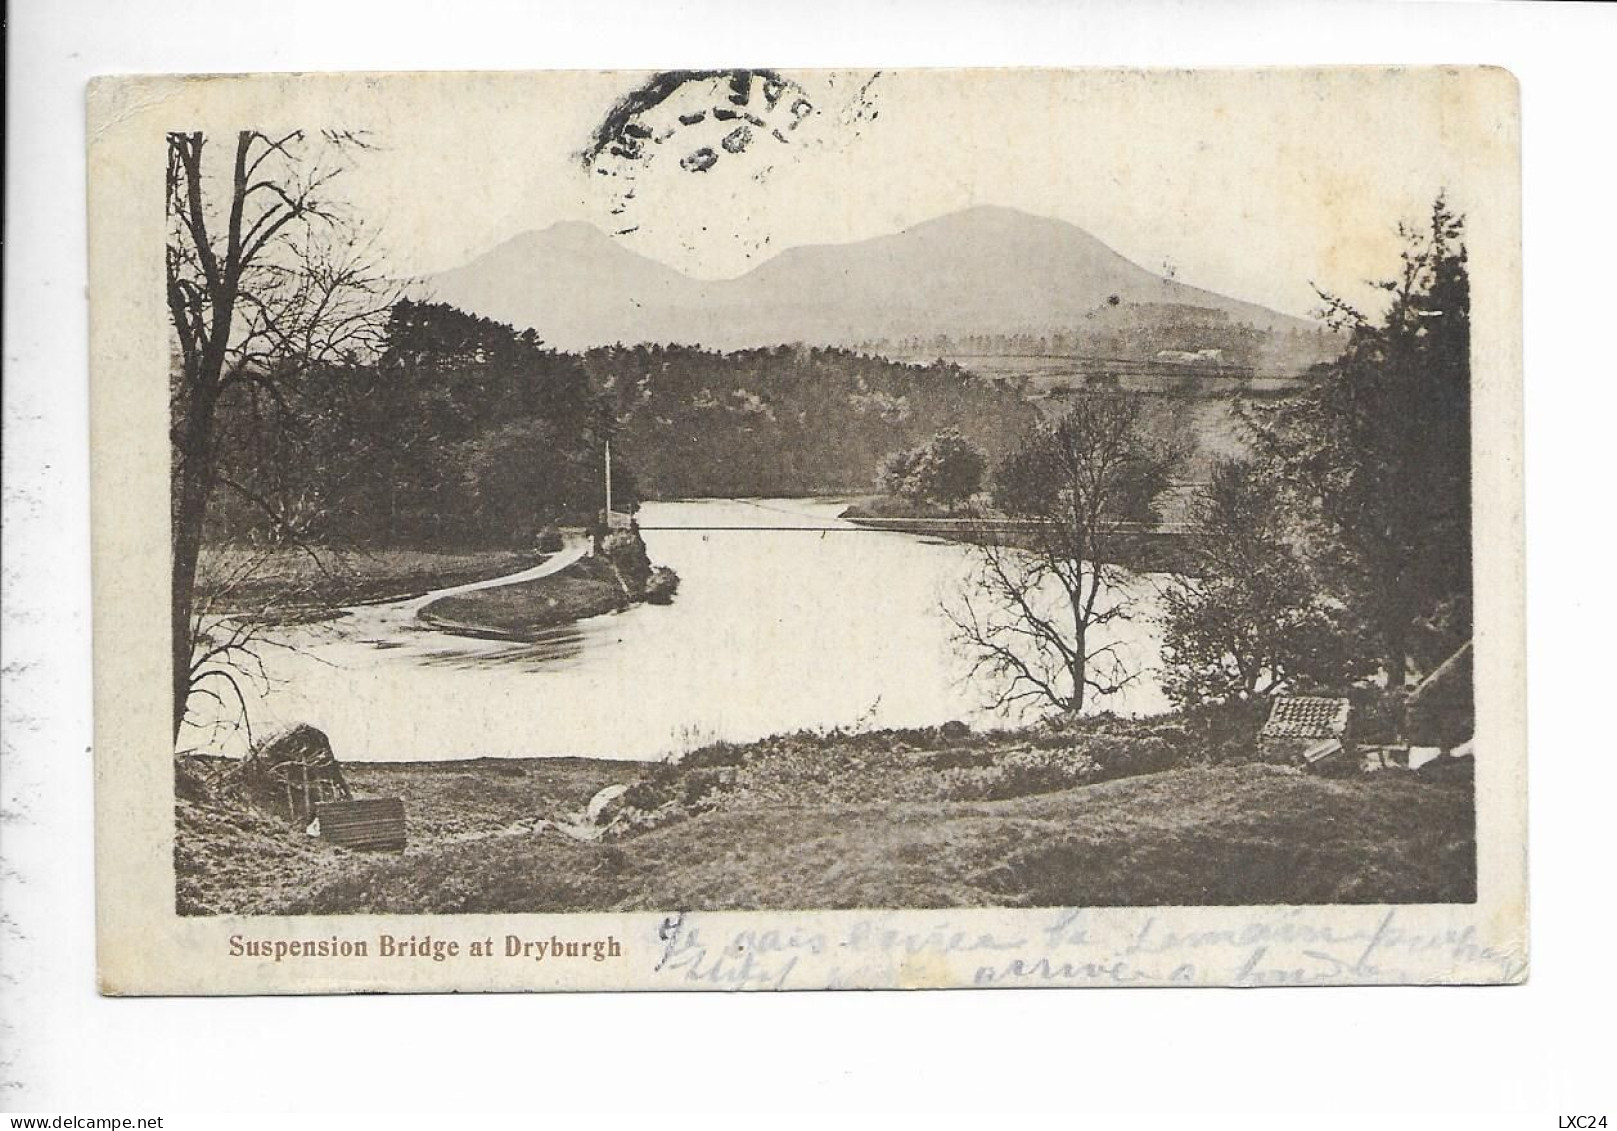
[
  {"xmin": 1258, "ymin": 696, "xmax": 1352, "ymax": 767},
  {"xmin": 316, "ymin": 797, "xmax": 407, "ymax": 852}
]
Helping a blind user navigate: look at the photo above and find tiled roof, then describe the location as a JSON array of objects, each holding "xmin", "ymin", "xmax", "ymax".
[{"xmin": 1261, "ymin": 696, "xmax": 1351, "ymax": 739}]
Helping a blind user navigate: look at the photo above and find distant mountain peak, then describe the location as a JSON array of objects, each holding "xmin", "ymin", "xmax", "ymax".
[
  {"xmin": 917, "ymin": 203, "xmax": 1064, "ymax": 226},
  {"xmin": 429, "ymin": 206, "xmax": 1320, "ymax": 352},
  {"xmin": 491, "ymin": 220, "xmax": 629, "ymax": 256},
  {"xmin": 901, "ymin": 204, "xmax": 1107, "ymax": 238},
  {"xmin": 539, "ymin": 218, "xmax": 614, "ymax": 241}
]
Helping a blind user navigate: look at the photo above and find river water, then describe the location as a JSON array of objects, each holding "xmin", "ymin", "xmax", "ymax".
[{"xmin": 180, "ymin": 498, "xmax": 1169, "ymax": 762}]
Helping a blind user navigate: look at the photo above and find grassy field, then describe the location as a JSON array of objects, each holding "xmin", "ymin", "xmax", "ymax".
[
  {"xmin": 176, "ymin": 756, "xmax": 648, "ymax": 915},
  {"xmin": 196, "ymin": 545, "xmax": 539, "ymax": 620},
  {"xmin": 176, "ymin": 716, "xmax": 1475, "ymax": 915}
]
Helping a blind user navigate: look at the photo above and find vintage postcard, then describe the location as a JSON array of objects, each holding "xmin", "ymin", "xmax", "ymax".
[{"xmin": 89, "ymin": 67, "xmax": 1524, "ymax": 994}]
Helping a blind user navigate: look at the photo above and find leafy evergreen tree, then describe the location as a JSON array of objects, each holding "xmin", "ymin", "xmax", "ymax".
[{"xmin": 1245, "ymin": 196, "xmax": 1471, "ymax": 684}]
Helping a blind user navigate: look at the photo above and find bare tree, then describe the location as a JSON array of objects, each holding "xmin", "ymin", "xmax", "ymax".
[
  {"xmin": 179, "ymin": 549, "xmax": 294, "ymax": 753},
  {"xmin": 949, "ymin": 395, "xmax": 1179, "ymax": 717},
  {"xmin": 166, "ymin": 130, "xmax": 394, "ymax": 742}
]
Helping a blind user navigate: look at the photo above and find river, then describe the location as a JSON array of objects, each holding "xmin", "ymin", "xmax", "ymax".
[{"xmin": 179, "ymin": 498, "xmax": 1170, "ymax": 762}]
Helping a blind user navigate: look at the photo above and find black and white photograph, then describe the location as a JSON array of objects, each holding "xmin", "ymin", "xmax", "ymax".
[
  {"xmin": 23, "ymin": 0, "xmax": 1617, "ymax": 1115},
  {"xmin": 84, "ymin": 65, "xmax": 1523, "ymax": 992}
]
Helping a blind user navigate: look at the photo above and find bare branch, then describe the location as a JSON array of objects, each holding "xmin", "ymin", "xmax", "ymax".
[
  {"xmin": 950, "ymin": 393, "xmax": 1174, "ymax": 717},
  {"xmin": 167, "ymin": 126, "xmax": 392, "ymax": 744}
]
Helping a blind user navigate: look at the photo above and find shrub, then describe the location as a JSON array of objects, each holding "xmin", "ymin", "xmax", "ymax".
[
  {"xmin": 924, "ymin": 746, "xmax": 998, "ymax": 770},
  {"xmin": 1166, "ymin": 700, "xmax": 1267, "ymax": 765},
  {"xmin": 620, "ymin": 767, "xmax": 679, "ymax": 811},
  {"xmin": 680, "ymin": 740, "xmax": 747, "ymax": 770},
  {"xmin": 607, "ymin": 711, "xmax": 1244, "ymax": 836},
  {"xmin": 174, "ymin": 756, "xmax": 218, "ymax": 805},
  {"xmin": 602, "ymin": 530, "xmax": 653, "ymax": 590},
  {"xmin": 878, "ymin": 429, "xmax": 987, "ymax": 510},
  {"xmin": 536, "ymin": 525, "xmax": 564, "ymax": 554},
  {"xmin": 679, "ymin": 767, "xmax": 732, "ymax": 810},
  {"xmin": 879, "ymin": 448, "xmax": 918, "ymax": 497},
  {"xmin": 1075, "ymin": 733, "xmax": 1177, "ymax": 780},
  {"xmin": 1348, "ymin": 686, "xmax": 1406, "ymax": 746},
  {"xmin": 937, "ymin": 766, "xmax": 1005, "ymax": 801},
  {"xmin": 644, "ymin": 566, "xmax": 679, "ymax": 604},
  {"xmin": 939, "ymin": 747, "xmax": 1101, "ymax": 801},
  {"xmin": 998, "ymin": 747, "xmax": 1102, "ymax": 795}
]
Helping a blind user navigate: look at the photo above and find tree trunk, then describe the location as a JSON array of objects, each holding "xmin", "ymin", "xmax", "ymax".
[
  {"xmin": 1070, "ymin": 622, "xmax": 1087, "ymax": 715},
  {"xmin": 1385, "ymin": 621, "xmax": 1410, "ymax": 691},
  {"xmin": 171, "ymin": 465, "xmax": 207, "ymax": 741},
  {"xmin": 171, "ymin": 380, "xmax": 221, "ymax": 742},
  {"xmin": 1381, "ymin": 571, "xmax": 1412, "ymax": 689}
]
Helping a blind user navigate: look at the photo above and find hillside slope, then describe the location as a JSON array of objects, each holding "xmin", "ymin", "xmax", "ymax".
[
  {"xmin": 426, "ymin": 205, "xmax": 1321, "ymax": 352},
  {"xmin": 187, "ymin": 762, "xmax": 1476, "ymax": 915}
]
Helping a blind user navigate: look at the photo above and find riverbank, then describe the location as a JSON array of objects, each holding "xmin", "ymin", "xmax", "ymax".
[
  {"xmin": 417, "ymin": 530, "xmax": 678, "ymax": 641},
  {"xmin": 840, "ymin": 496, "xmax": 1196, "ymax": 572},
  {"xmin": 417, "ymin": 556, "xmax": 624, "ymax": 639},
  {"xmin": 196, "ymin": 545, "xmax": 541, "ymax": 622},
  {"xmin": 175, "ymin": 711, "xmax": 1475, "ymax": 915}
]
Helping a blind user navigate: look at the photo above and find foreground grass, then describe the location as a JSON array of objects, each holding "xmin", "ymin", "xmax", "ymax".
[
  {"xmin": 176, "ymin": 757, "xmax": 647, "ymax": 915},
  {"xmin": 179, "ymin": 752, "xmax": 1475, "ymax": 914},
  {"xmin": 197, "ymin": 545, "xmax": 539, "ymax": 620}
]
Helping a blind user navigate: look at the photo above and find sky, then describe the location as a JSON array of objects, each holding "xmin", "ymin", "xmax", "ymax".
[{"xmin": 313, "ymin": 68, "xmax": 1513, "ymax": 319}]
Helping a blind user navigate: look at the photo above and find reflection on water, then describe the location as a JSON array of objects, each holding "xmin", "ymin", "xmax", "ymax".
[
  {"xmin": 180, "ymin": 498, "xmax": 1169, "ymax": 762},
  {"xmin": 413, "ymin": 625, "xmax": 588, "ymax": 670}
]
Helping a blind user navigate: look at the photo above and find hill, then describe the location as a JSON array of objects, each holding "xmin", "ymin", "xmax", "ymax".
[
  {"xmin": 179, "ymin": 746, "xmax": 1475, "ymax": 915},
  {"xmin": 426, "ymin": 206, "xmax": 1328, "ymax": 356}
]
